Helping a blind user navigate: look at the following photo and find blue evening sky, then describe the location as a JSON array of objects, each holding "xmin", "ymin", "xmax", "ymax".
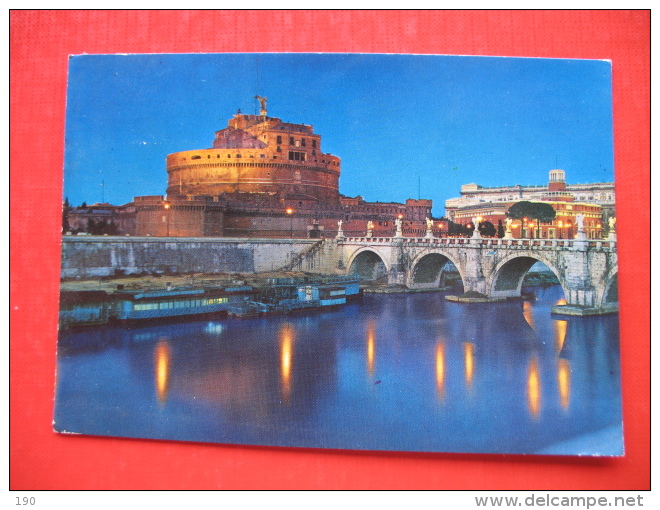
[{"xmin": 63, "ymin": 53, "xmax": 614, "ymax": 217}]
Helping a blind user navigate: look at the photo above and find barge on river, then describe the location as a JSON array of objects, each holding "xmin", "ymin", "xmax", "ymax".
[{"xmin": 59, "ymin": 276, "xmax": 361, "ymax": 329}]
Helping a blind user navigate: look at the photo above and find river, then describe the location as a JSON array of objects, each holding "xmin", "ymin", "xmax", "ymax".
[{"xmin": 54, "ymin": 285, "xmax": 623, "ymax": 455}]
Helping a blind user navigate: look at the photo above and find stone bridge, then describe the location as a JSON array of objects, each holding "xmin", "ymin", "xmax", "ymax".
[{"xmin": 322, "ymin": 235, "xmax": 618, "ymax": 316}]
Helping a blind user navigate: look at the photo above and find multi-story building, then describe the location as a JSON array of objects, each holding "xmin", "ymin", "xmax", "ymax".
[
  {"xmin": 445, "ymin": 169, "xmax": 615, "ymax": 222},
  {"xmin": 445, "ymin": 169, "xmax": 613, "ymax": 239}
]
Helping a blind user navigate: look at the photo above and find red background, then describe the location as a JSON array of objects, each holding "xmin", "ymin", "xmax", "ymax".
[{"xmin": 10, "ymin": 10, "xmax": 650, "ymax": 490}]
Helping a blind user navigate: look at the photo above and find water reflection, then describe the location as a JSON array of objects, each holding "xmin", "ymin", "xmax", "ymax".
[
  {"xmin": 464, "ymin": 342, "xmax": 474, "ymax": 392},
  {"xmin": 527, "ymin": 357, "xmax": 541, "ymax": 419},
  {"xmin": 554, "ymin": 319, "xmax": 568, "ymax": 352},
  {"xmin": 523, "ymin": 300, "xmax": 535, "ymax": 329},
  {"xmin": 55, "ymin": 285, "xmax": 622, "ymax": 455},
  {"xmin": 557, "ymin": 358, "xmax": 571, "ymax": 410},
  {"xmin": 435, "ymin": 342, "xmax": 445, "ymax": 400},
  {"xmin": 154, "ymin": 340, "xmax": 171, "ymax": 404},
  {"xmin": 279, "ymin": 323, "xmax": 294, "ymax": 404},
  {"xmin": 366, "ymin": 321, "xmax": 376, "ymax": 378}
]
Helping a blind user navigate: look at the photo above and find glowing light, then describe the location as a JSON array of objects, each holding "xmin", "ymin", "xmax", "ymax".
[
  {"xmin": 464, "ymin": 342, "xmax": 474, "ymax": 390},
  {"xmin": 527, "ymin": 357, "xmax": 541, "ymax": 418},
  {"xmin": 435, "ymin": 342, "xmax": 445, "ymax": 399},
  {"xmin": 286, "ymin": 208, "xmax": 294, "ymax": 215},
  {"xmin": 366, "ymin": 320, "xmax": 376, "ymax": 377},
  {"xmin": 205, "ymin": 322, "xmax": 225, "ymax": 335},
  {"xmin": 557, "ymin": 358, "xmax": 571, "ymax": 410},
  {"xmin": 554, "ymin": 319, "xmax": 567, "ymax": 352},
  {"xmin": 523, "ymin": 300, "xmax": 535, "ymax": 329},
  {"xmin": 279, "ymin": 323, "xmax": 295, "ymax": 403},
  {"xmin": 154, "ymin": 340, "xmax": 171, "ymax": 404},
  {"xmin": 163, "ymin": 202, "xmax": 170, "ymax": 210}
]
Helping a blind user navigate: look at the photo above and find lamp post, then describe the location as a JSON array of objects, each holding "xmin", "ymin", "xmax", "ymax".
[
  {"xmin": 286, "ymin": 207, "xmax": 294, "ymax": 238},
  {"xmin": 558, "ymin": 220, "xmax": 563, "ymax": 239},
  {"xmin": 529, "ymin": 222, "xmax": 535, "ymax": 239},
  {"xmin": 565, "ymin": 221, "xmax": 571, "ymax": 239},
  {"xmin": 164, "ymin": 201, "xmax": 170, "ymax": 237}
]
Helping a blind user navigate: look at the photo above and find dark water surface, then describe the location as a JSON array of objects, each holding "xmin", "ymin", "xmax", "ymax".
[{"xmin": 55, "ymin": 285, "xmax": 623, "ymax": 455}]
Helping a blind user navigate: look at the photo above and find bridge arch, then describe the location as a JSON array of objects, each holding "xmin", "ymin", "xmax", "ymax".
[
  {"xmin": 346, "ymin": 247, "xmax": 390, "ymax": 282},
  {"xmin": 599, "ymin": 268, "xmax": 619, "ymax": 307},
  {"xmin": 406, "ymin": 250, "xmax": 465, "ymax": 290},
  {"xmin": 487, "ymin": 252, "xmax": 567, "ymax": 299}
]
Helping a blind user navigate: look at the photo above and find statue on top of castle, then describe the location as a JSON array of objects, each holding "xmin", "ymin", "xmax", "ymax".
[{"xmin": 255, "ymin": 96, "xmax": 268, "ymax": 116}]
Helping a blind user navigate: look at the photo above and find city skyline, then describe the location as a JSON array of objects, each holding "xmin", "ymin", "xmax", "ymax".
[{"xmin": 63, "ymin": 53, "xmax": 614, "ymax": 216}]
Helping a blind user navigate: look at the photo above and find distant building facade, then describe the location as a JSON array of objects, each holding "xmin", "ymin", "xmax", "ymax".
[{"xmin": 444, "ymin": 169, "xmax": 614, "ymax": 239}]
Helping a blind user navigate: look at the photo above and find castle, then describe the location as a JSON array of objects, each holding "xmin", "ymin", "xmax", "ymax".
[{"xmin": 66, "ymin": 103, "xmax": 433, "ymax": 238}]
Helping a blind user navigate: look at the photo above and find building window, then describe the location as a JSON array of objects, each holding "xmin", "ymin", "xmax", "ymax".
[
  {"xmin": 301, "ymin": 138, "xmax": 306, "ymax": 147},
  {"xmin": 289, "ymin": 137, "xmax": 294, "ymax": 145},
  {"xmin": 191, "ymin": 155, "xmax": 201, "ymax": 160},
  {"xmin": 312, "ymin": 139, "xmax": 316, "ymax": 148},
  {"xmin": 289, "ymin": 151, "xmax": 306, "ymax": 161},
  {"xmin": 260, "ymin": 154, "xmax": 265, "ymax": 159},
  {"xmin": 276, "ymin": 146, "xmax": 281, "ymax": 152},
  {"xmin": 277, "ymin": 135, "xmax": 282, "ymax": 144}
]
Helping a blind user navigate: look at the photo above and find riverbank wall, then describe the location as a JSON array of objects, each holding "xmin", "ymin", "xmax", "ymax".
[{"xmin": 61, "ymin": 236, "xmax": 333, "ymax": 278}]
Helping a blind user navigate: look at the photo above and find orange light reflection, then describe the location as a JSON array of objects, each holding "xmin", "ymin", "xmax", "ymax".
[
  {"xmin": 523, "ymin": 301, "xmax": 535, "ymax": 329},
  {"xmin": 558, "ymin": 358, "xmax": 571, "ymax": 410},
  {"xmin": 435, "ymin": 342, "xmax": 446, "ymax": 400},
  {"xmin": 527, "ymin": 357, "xmax": 541, "ymax": 419},
  {"xmin": 464, "ymin": 342, "xmax": 474, "ymax": 390},
  {"xmin": 279, "ymin": 323, "xmax": 295, "ymax": 403},
  {"xmin": 154, "ymin": 340, "xmax": 171, "ymax": 404},
  {"xmin": 554, "ymin": 319, "xmax": 568, "ymax": 352},
  {"xmin": 366, "ymin": 321, "xmax": 376, "ymax": 378}
]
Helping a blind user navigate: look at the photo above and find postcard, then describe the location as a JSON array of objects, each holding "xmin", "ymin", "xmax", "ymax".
[{"xmin": 55, "ymin": 53, "xmax": 622, "ymax": 455}]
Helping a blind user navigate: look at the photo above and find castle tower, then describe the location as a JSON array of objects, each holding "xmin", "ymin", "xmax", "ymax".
[{"xmin": 166, "ymin": 111, "xmax": 341, "ymax": 202}]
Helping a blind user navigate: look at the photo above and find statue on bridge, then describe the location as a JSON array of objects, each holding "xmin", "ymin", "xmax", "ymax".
[
  {"xmin": 575, "ymin": 213, "xmax": 587, "ymax": 241},
  {"xmin": 425, "ymin": 217, "xmax": 434, "ymax": 238},
  {"xmin": 504, "ymin": 218, "xmax": 513, "ymax": 239},
  {"xmin": 366, "ymin": 221, "xmax": 374, "ymax": 238},
  {"xmin": 336, "ymin": 219, "xmax": 344, "ymax": 239},
  {"xmin": 394, "ymin": 217, "xmax": 403, "ymax": 237},
  {"xmin": 607, "ymin": 216, "xmax": 617, "ymax": 241},
  {"xmin": 471, "ymin": 217, "xmax": 481, "ymax": 238}
]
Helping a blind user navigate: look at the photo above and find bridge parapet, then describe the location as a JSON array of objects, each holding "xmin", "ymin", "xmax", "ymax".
[{"xmin": 339, "ymin": 236, "xmax": 616, "ymax": 252}]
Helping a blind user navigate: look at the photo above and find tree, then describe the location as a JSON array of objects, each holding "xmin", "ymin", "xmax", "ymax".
[
  {"xmin": 506, "ymin": 201, "xmax": 556, "ymax": 238},
  {"xmin": 62, "ymin": 197, "xmax": 71, "ymax": 233},
  {"xmin": 497, "ymin": 219, "xmax": 505, "ymax": 238},
  {"xmin": 479, "ymin": 220, "xmax": 496, "ymax": 237}
]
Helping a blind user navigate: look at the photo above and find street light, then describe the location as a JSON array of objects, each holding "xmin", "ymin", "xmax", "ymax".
[{"xmin": 286, "ymin": 207, "xmax": 294, "ymax": 238}]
